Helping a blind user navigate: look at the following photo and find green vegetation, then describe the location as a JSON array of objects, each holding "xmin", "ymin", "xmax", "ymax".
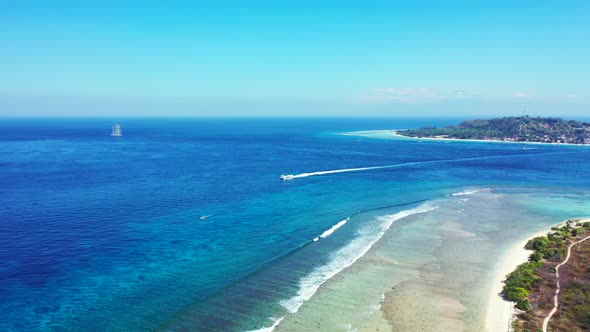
[
  {"xmin": 563, "ymin": 283, "xmax": 590, "ymax": 330},
  {"xmin": 503, "ymin": 261, "xmax": 541, "ymax": 310},
  {"xmin": 507, "ymin": 219, "xmax": 590, "ymax": 331},
  {"xmin": 525, "ymin": 234, "xmax": 566, "ymax": 262},
  {"xmin": 398, "ymin": 116, "xmax": 590, "ymax": 144},
  {"xmin": 502, "ymin": 220, "xmax": 585, "ymax": 310},
  {"xmin": 557, "ymin": 234, "xmax": 590, "ymax": 331}
]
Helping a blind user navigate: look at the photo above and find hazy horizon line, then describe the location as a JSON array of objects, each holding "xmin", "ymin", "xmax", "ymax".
[{"xmin": 2, "ymin": 114, "xmax": 589, "ymax": 120}]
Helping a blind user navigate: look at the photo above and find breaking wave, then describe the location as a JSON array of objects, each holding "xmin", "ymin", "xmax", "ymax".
[
  {"xmin": 280, "ymin": 203, "xmax": 439, "ymax": 314},
  {"xmin": 313, "ymin": 217, "xmax": 349, "ymax": 242},
  {"xmin": 450, "ymin": 188, "xmax": 491, "ymax": 196},
  {"xmin": 246, "ymin": 316, "xmax": 284, "ymax": 332}
]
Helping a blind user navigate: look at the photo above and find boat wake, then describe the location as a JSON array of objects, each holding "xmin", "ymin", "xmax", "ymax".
[
  {"xmin": 281, "ymin": 166, "xmax": 384, "ymax": 180},
  {"xmin": 280, "ymin": 203, "xmax": 438, "ymax": 314},
  {"xmin": 280, "ymin": 152, "xmax": 568, "ymax": 180}
]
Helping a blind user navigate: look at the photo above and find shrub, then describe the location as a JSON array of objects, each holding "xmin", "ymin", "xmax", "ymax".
[
  {"xmin": 529, "ymin": 252, "xmax": 543, "ymax": 262},
  {"xmin": 526, "ymin": 236, "xmax": 550, "ymax": 251}
]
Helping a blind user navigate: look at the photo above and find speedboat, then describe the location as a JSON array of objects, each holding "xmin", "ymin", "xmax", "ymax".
[{"xmin": 280, "ymin": 174, "xmax": 294, "ymax": 181}]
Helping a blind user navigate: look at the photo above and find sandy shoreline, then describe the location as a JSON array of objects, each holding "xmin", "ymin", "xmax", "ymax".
[
  {"xmin": 485, "ymin": 219, "xmax": 590, "ymax": 332},
  {"xmin": 484, "ymin": 228, "xmax": 549, "ymax": 332},
  {"xmin": 344, "ymin": 130, "xmax": 590, "ymax": 147},
  {"xmin": 391, "ymin": 130, "xmax": 590, "ymax": 147}
]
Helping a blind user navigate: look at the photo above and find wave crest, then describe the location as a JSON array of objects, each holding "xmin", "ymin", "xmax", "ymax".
[
  {"xmin": 280, "ymin": 203, "xmax": 438, "ymax": 314},
  {"xmin": 313, "ymin": 217, "xmax": 349, "ymax": 241},
  {"xmin": 450, "ymin": 188, "xmax": 491, "ymax": 196}
]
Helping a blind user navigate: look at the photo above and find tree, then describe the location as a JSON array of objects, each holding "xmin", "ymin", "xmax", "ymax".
[{"xmin": 525, "ymin": 236, "xmax": 550, "ymax": 251}]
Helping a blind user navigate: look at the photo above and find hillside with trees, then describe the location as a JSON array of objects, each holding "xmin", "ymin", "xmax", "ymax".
[{"xmin": 398, "ymin": 116, "xmax": 590, "ymax": 144}]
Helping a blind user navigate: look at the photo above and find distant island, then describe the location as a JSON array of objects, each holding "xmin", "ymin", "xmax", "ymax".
[{"xmin": 396, "ymin": 116, "xmax": 590, "ymax": 144}]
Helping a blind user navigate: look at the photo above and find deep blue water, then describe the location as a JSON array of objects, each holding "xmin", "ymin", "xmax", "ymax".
[{"xmin": 1, "ymin": 118, "xmax": 589, "ymax": 331}]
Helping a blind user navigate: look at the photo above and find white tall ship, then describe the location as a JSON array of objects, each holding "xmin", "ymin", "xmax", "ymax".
[{"xmin": 110, "ymin": 123, "xmax": 123, "ymax": 137}]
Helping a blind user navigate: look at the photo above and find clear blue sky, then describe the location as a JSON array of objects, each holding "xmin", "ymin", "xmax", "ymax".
[{"xmin": 1, "ymin": 1, "xmax": 588, "ymax": 117}]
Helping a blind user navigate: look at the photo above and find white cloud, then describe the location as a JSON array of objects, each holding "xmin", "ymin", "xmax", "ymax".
[
  {"xmin": 562, "ymin": 93, "xmax": 578, "ymax": 99},
  {"xmin": 357, "ymin": 87, "xmax": 477, "ymax": 104},
  {"xmin": 511, "ymin": 92, "xmax": 531, "ymax": 99},
  {"xmin": 356, "ymin": 88, "xmax": 583, "ymax": 105}
]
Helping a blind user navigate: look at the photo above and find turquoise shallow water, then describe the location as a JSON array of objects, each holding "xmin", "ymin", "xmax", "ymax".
[
  {"xmin": 267, "ymin": 187, "xmax": 590, "ymax": 332},
  {"xmin": 0, "ymin": 118, "xmax": 589, "ymax": 331}
]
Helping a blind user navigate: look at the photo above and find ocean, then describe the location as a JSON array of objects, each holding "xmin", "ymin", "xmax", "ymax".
[{"xmin": 1, "ymin": 118, "xmax": 589, "ymax": 331}]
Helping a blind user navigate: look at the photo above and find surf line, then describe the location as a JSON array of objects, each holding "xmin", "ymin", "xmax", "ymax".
[
  {"xmin": 357, "ymin": 199, "xmax": 429, "ymax": 214},
  {"xmin": 312, "ymin": 199, "xmax": 428, "ymax": 242},
  {"xmin": 248, "ymin": 199, "xmax": 434, "ymax": 332},
  {"xmin": 280, "ymin": 151, "xmax": 570, "ymax": 181}
]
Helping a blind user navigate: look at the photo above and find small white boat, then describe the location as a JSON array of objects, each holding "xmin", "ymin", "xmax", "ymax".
[
  {"xmin": 110, "ymin": 123, "xmax": 123, "ymax": 137},
  {"xmin": 280, "ymin": 174, "xmax": 295, "ymax": 181}
]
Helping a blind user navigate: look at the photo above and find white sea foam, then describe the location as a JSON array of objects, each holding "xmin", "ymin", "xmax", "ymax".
[
  {"xmin": 344, "ymin": 323, "xmax": 358, "ymax": 332},
  {"xmin": 280, "ymin": 204, "xmax": 439, "ymax": 314},
  {"xmin": 313, "ymin": 217, "xmax": 349, "ymax": 241},
  {"xmin": 367, "ymin": 293, "xmax": 386, "ymax": 318},
  {"xmin": 368, "ymin": 304, "xmax": 380, "ymax": 318},
  {"xmin": 450, "ymin": 188, "xmax": 490, "ymax": 196},
  {"xmin": 245, "ymin": 316, "xmax": 284, "ymax": 332}
]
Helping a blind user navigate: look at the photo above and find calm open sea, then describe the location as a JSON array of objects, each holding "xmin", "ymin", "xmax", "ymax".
[{"xmin": 1, "ymin": 118, "xmax": 589, "ymax": 331}]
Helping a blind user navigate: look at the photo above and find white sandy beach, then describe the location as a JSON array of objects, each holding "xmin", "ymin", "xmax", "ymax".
[
  {"xmin": 485, "ymin": 219, "xmax": 590, "ymax": 332},
  {"xmin": 389, "ymin": 130, "xmax": 590, "ymax": 147},
  {"xmin": 343, "ymin": 130, "xmax": 590, "ymax": 147},
  {"xmin": 484, "ymin": 228, "xmax": 548, "ymax": 332}
]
